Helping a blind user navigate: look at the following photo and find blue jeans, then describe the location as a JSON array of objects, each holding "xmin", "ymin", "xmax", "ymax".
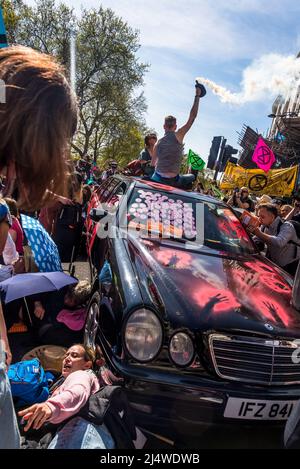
[
  {"xmin": 48, "ymin": 417, "xmax": 115, "ymax": 449},
  {"xmin": 151, "ymin": 172, "xmax": 195, "ymax": 188},
  {"xmin": 0, "ymin": 344, "xmax": 21, "ymax": 449}
]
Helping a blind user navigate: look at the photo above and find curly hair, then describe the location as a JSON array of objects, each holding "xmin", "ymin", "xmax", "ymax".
[
  {"xmin": 0, "ymin": 46, "xmax": 78, "ymax": 209},
  {"xmin": 68, "ymin": 280, "xmax": 92, "ymax": 306}
]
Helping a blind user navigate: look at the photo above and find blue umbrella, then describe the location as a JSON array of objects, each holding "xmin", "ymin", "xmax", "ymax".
[
  {"xmin": 21, "ymin": 214, "xmax": 62, "ymax": 273},
  {"xmin": 0, "ymin": 272, "xmax": 78, "ymax": 303}
]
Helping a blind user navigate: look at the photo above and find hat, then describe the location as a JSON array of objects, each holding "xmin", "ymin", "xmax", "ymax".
[
  {"xmin": 22, "ymin": 345, "xmax": 67, "ymax": 374},
  {"xmin": 257, "ymin": 194, "xmax": 272, "ymax": 205},
  {"xmin": 110, "ymin": 161, "xmax": 118, "ymax": 167}
]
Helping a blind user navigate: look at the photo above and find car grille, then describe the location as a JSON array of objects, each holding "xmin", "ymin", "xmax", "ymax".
[{"xmin": 209, "ymin": 334, "xmax": 300, "ymax": 385}]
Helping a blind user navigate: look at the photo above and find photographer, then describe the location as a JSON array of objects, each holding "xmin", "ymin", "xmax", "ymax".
[
  {"xmin": 76, "ymin": 159, "xmax": 92, "ymax": 184},
  {"xmin": 228, "ymin": 187, "xmax": 255, "ymax": 212},
  {"xmin": 101, "ymin": 161, "xmax": 118, "ymax": 181},
  {"xmin": 248, "ymin": 203, "xmax": 300, "ymax": 276}
]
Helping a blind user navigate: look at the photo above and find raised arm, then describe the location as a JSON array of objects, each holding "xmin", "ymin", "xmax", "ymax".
[{"xmin": 176, "ymin": 82, "xmax": 205, "ymax": 143}]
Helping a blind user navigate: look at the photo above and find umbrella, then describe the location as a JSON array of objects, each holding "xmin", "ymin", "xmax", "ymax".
[
  {"xmin": 21, "ymin": 214, "xmax": 62, "ymax": 273},
  {"xmin": 0, "ymin": 272, "xmax": 78, "ymax": 303}
]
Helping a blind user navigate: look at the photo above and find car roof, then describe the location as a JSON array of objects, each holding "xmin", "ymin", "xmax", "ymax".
[{"xmin": 112, "ymin": 174, "xmax": 224, "ymax": 205}]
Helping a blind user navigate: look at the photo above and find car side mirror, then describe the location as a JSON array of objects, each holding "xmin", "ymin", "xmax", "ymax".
[
  {"xmin": 89, "ymin": 207, "xmax": 109, "ymax": 222},
  {"xmin": 292, "ymin": 262, "xmax": 300, "ymax": 311}
]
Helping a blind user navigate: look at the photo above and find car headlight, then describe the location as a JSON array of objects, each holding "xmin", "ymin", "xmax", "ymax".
[
  {"xmin": 169, "ymin": 332, "xmax": 194, "ymax": 367},
  {"xmin": 124, "ymin": 309, "xmax": 163, "ymax": 362}
]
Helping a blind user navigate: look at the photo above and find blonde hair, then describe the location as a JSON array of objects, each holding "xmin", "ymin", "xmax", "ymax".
[{"xmin": 68, "ymin": 281, "xmax": 92, "ymax": 306}]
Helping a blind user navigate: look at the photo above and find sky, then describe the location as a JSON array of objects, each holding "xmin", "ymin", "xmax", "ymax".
[{"xmin": 25, "ymin": 0, "xmax": 300, "ymax": 162}]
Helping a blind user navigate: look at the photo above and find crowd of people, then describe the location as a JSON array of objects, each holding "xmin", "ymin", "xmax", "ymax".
[
  {"xmin": 0, "ymin": 45, "xmax": 141, "ymax": 451},
  {"xmin": 225, "ymin": 189, "xmax": 300, "ymax": 277},
  {"xmin": 1, "ymin": 43, "xmax": 300, "ymax": 451}
]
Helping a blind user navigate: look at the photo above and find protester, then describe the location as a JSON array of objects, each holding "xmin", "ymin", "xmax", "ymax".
[
  {"xmin": 228, "ymin": 187, "xmax": 255, "ymax": 212},
  {"xmin": 3, "ymin": 231, "xmax": 19, "ymax": 268},
  {"xmin": 18, "ymin": 344, "xmax": 98, "ymax": 429},
  {"xmin": 139, "ymin": 133, "xmax": 157, "ymax": 162},
  {"xmin": 101, "ymin": 161, "xmax": 118, "ymax": 181},
  {"xmin": 196, "ymin": 182, "xmax": 205, "ymax": 194},
  {"xmin": 281, "ymin": 204, "xmax": 293, "ymax": 219},
  {"xmin": 0, "ymin": 341, "xmax": 21, "ymax": 448},
  {"xmin": 4, "ymin": 198, "xmax": 24, "ymax": 255},
  {"xmin": 39, "ymin": 191, "xmax": 74, "ymax": 236},
  {"xmin": 0, "ymin": 199, "xmax": 20, "ymax": 448},
  {"xmin": 248, "ymin": 203, "xmax": 300, "ymax": 276},
  {"xmin": 257, "ymin": 194, "xmax": 272, "ymax": 205},
  {"xmin": 18, "ymin": 344, "xmax": 115, "ymax": 449},
  {"xmin": 52, "ymin": 172, "xmax": 84, "ymax": 263},
  {"xmin": 151, "ymin": 81, "xmax": 205, "ymax": 189},
  {"xmin": 272, "ymin": 198, "xmax": 284, "ymax": 209},
  {"xmin": 285, "ymin": 194, "xmax": 300, "ymax": 223},
  {"xmin": 34, "ymin": 281, "xmax": 91, "ymax": 347}
]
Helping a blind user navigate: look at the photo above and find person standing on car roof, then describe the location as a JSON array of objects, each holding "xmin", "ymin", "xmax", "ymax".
[{"xmin": 151, "ymin": 81, "xmax": 205, "ymax": 189}]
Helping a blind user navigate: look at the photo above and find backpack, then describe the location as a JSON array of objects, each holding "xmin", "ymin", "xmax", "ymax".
[
  {"xmin": 56, "ymin": 203, "xmax": 82, "ymax": 228},
  {"xmin": 8, "ymin": 358, "xmax": 49, "ymax": 407},
  {"xmin": 77, "ymin": 386, "xmax": 137, "ymax": 449},
  {"xmin": 276, "ymin": 220, "xmax": 300, "ymax": 247},
  {"xmin": 289, "ymin": 220, "xmax": 300, "ymax": 240}
]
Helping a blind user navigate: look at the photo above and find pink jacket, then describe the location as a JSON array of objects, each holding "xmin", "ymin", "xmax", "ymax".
[
  {"xmin": 46, "ymin": 370, "xmax": 100, "ymax": 424},
  {"xmin": 56, "ymin": 307, "xmax": 87, "ymax": 331}
]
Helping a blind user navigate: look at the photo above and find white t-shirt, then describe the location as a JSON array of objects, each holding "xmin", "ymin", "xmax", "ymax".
[{"xmin": 3, "ymin": 233, "xmax": 19, "ymax": 266}]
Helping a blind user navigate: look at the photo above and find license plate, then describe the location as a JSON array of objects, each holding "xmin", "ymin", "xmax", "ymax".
[{"xmin": 224, "ymin": 398, "xmax": 298, "ymax": 420}]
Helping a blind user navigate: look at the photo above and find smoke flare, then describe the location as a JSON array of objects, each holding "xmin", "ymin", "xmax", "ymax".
[{"xmin": 197, "ymin": 53, "xmax": 300, "ymax": 105}]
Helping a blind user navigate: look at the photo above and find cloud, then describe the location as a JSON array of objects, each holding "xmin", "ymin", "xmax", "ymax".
[
  {"xmin": 43, "ymin": 0, "xmax": 285, "ymax": 61},
  {"xmin": 197, "ymin": 53, "xmax": 300, "ymax": 105},
  {"xmin": 22, "ymin": 0, "xmax": 300, "ymax": 160}
]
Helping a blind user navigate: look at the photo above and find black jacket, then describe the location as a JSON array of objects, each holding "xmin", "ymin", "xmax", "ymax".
[{"xmin": 78, "ymin": 385, "xmax": 137, "ymax": 449}]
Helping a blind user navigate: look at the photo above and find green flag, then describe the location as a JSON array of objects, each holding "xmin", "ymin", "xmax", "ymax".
[{"xmin": 188, "ymin": 149, "xmax": 205, "ymax": 170}]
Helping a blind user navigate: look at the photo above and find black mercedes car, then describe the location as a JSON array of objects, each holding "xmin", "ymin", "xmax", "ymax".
[{"xmin": 84, "ymin": 175, "xmax": 300, "ymax": 440}]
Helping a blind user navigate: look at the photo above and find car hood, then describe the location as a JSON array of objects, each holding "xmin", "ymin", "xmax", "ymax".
[{"xmin": 126, "ymin": 235, "xmax": 300, "ymax": 337}]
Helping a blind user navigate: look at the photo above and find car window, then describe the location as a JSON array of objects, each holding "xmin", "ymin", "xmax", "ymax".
[
  {"xmin": 94, "ymin": 178, "xmax": 111, "ymax": 201},
  {"xmin": 100, "ymin": 178, "xmax": 121, "ymax": 203},
  {"xmin": 106, "ymin": 182, "xmax": 127, "ymax": 210},
  {"xmin": 127, "ymin": 189, "xmax": 255, "ymax": 255}
]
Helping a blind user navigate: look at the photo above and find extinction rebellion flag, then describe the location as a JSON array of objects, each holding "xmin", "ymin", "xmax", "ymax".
[
  {"xmin": 252, "ymin": 137, "xmax": 275, "ymax": 173},
  {"xmin": 188, "ymin": 149, "xmax": 205, "ymax": 171}
]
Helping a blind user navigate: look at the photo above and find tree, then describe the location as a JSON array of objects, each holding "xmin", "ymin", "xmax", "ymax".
[
  {"xmin": 3, "ymin": 0, "xmax": 148, "ymax": 166},
  {"xmin": 0, "ymin": 0, "xmax": 18, "ymax": 36}
]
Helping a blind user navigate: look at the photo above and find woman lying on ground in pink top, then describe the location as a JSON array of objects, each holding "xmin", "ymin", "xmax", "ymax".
[
  {"xmin": 18, "ymin": 344, "xmax": 99, "ymax": 430},
  {"xmin": 18, "ymin": 344, "xmax": 144, "ymax": 449}
]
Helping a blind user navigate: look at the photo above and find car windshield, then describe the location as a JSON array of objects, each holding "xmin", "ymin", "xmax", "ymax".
[{"xmin": 127, "ymin": 188, "xmax": 255, "ymax": 255}]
